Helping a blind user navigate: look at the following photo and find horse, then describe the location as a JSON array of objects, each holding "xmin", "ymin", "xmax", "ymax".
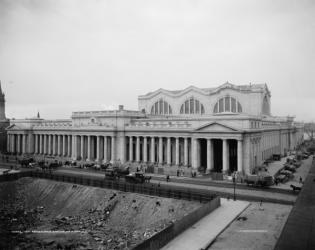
[{"xmin": 144, "ymin": 176, "xmax": 152, "ymax": 183}]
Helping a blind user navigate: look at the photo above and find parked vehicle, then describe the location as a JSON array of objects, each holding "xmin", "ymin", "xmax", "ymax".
[
  {"xmin": 244, "ymin": 172, "xmax": 274, "ymax": 187},
  {"xmin": 125, "ymin": 172, "xmax": 146, "ymax": 184},
  {"xmin": 284, "ymin": 164, "xmax": 296, "ymax": 173},
  {"xmin": 244, "ymin": 166, "xmax": 274, "ymax": 187},
  {"xmin": 19, "ymin": 158, "xmax": 34, "ymax": 167},
  {"xmin": 28, "ymin": 162, "xmax": 39, "ymax": 168},
  {"xmin": 104, "ymin": 166, "xmax": 129, "ymax": 180},
  {"xmin": 280, "ymin": 169, "xmax": 294, "ymax": 178},
  {"xmin": 275, "ymin": 174, "xmax": 288, "ymax": 183},
  {"xmin": 49, "ymin": 162, "xmax": 61, "ymax": 169},
  {"xmin": 104, "ymin": 168, "xmax": 117, "ymax": 180}
]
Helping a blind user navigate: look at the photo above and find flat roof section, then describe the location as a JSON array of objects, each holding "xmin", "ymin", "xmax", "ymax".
[{"xmin": 274, "ymin": 157, "xmax": 315, "ymax": 250}]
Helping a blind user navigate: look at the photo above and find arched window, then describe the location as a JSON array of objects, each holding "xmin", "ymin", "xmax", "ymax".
[
  {"xmin": 180, "ymin": 97, "xmax": 205, "ymax": 115},
  {"xmin": 150, "ymin": 99, "xmax": 172, "ymax": 115},
  {"xmin": 213, "ymin": 96, "xmax": 242, "ymax": 114}
]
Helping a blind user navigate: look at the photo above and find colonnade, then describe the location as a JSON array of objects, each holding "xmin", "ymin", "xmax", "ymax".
[
  {"xmin": 7, "ymin": 133, "xmax": 243, "ymax": 172},
  {"xmin": 127, "ymin": 136, "xmax": 243, "ymax": 172},
  {"xmin": 7, "ymin": 133, "xmax": 116, "ymax": 163}
]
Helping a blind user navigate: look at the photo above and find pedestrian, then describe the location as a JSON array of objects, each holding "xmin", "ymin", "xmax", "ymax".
[
  {"xmin": 177, "ymin": 169, "xmax": 179, "ymax": 177},
  {"xmin": 166, "ymin": 175, "xmax": 170, "ymax": 182},
  {"xmin": 259, "ymin": 200, "xmax": 264, "ymax": 210},
  {"xmin": 299, "ymin": 177, "xmax": 303, "ymax": 184}
]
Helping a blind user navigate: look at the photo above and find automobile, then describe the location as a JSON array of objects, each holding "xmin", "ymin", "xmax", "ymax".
[
  {"xmin": 125, "ymin": 172, "xmax": 146, "ymax": 184},
  {"xmin": 19, "ymin": 158, "xmax": 34, "ymax": 167},
  {"xmin": 275, "ymin": 174, "xmax": 288, "ymax": 183},
  {"xmin": 280, "ymin": 169, "xmax": 294, "ymax": 178},
  {"xmin": 284, "ymin": 164, "xmax": 296, "ymax": 172},
  {"xmin": 94, "ymin": 164, "xmax": 101, "ymax": 170},
  {"xmin": 28, "ymin": 162, "xmax": 39, "ymax": 168},
  {"xmin": 292, "ymin": 160, "xmax": 301, "ymax": 168}
]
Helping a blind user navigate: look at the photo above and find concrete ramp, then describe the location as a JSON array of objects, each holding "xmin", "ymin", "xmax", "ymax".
[{"xmin": 161, "ymin": 199, "xmax": 250, "ymax": 250}]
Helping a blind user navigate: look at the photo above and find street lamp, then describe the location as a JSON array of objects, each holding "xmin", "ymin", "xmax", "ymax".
[{"xmin": 233, "ymin": 171, "xmax": 236, "ymax": 201}]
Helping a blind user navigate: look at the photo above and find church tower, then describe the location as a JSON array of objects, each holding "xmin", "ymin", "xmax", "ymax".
[
  {"xmin": 0, "ymin": 81, "xmax": 9, "ymax": 153},
  {"xmin": 0, "ymin": 81, "xmax": 6, "ymax": 120}
]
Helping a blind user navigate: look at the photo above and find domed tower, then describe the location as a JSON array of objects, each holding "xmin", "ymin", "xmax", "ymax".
[{"xmin": 0, "ymin": 81, "xmax": 9, "ymax": 152}]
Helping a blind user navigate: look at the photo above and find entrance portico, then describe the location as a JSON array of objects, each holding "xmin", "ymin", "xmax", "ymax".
[{"xmin": 193, "ymin": 137, "xmax": 243, "ymax": 174}]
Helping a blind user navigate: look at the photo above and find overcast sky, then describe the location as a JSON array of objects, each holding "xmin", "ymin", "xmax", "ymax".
[{"xmin": 0, "ymin": 0, "xmax": 314, "ymax": 121}]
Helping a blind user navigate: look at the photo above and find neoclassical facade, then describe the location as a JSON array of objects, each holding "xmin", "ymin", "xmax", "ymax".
[{"xmin": 6, "ymin": 83, "xmax": 304, "ymax": 174}]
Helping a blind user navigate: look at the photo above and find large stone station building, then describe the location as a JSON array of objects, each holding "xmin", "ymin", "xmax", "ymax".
[{"xmin": 6, "ymin": 82, "xmax": 304, "ymax": 175}]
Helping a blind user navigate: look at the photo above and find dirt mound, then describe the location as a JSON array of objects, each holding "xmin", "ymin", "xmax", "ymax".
[{"xmin": 0, "ymin": 178, "xmax": 201, "ymax": 249}]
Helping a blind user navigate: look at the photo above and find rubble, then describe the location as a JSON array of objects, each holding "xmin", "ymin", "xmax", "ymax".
[{"xmin": 0, "ymin": 177, "xmax": 201, "ymax": 249}]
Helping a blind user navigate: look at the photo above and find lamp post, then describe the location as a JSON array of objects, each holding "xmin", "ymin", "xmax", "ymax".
[{"xmin": 233, "ymin": 171, "xmax": 236, "ymax": 201}]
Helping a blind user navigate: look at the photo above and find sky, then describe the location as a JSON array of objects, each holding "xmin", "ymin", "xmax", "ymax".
[{"xmin": 0, "ymin": 0, "xmax": 314, "ymax": 121}]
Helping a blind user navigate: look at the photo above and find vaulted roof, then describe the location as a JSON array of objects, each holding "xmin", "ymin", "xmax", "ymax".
[{"xmin": 139, "ymin": 82, "xmax": 270, "ymax": 99}]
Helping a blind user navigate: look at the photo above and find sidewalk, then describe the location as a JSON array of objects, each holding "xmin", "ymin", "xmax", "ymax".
[{"xmin": 161, "ymin": 198, "xmax": 250, "ymax": 250}]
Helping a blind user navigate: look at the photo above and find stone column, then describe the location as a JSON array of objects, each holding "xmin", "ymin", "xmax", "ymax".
[
  {"xmin": 167, "ymin": 137, "xmax": 171, "ymax": 165},
  {"xmin": 63, "ymin": 135, "xmax": 66, "ymax": 156},
  {"xmin": 7, "ymin": 134, "xmax": 10, "ymax": 152},
  {"xmin": 191, "ymin": 138, "xmax": 197, "ymax": 169},
  {"xmin": 103, "ymin": 136, "xmax": 108, "ymax": 162},
  {"xmin": 11, "ymin": 135, "xmax": 14, "ymax": 153},
  {"xmin": 111, "ymin": 136, "xmax": 115, "ymax": 162},
  {"xmin": 39, "ymin": 135, "xmax": 42, "ymax": 154},
  {"xmin": 136, "ymin": 136, "xmax": 140, "ymax": 162},
  {"xmin": 43, "ymin": 134, "xmax": 47, "ymax": 155},
  {"xmin": 237, "ymin": 139, "xmax": 243, "ymax": 173},
  {"xmin": 21, "ymin": 135, "xmax": 25, "ymax": 154},
  {"xmin": 67, "ymin": 135, "xmax": 71, "ymax": 157},
  {"xmin": 129, "ymin": 136, "xmax": 133, "ymax": 162},
  {"xmin": 13, "ymin": 135, "xmax": 16, "ymax": 153},
  {"xmin": 87, "ymin": 136, "xmax": 91, "ymax": 161},
  {"xmin": 72, "ymin": 135, "xmax": 77, "ymax": 160},
  {"xmin": 8, "ymin": 135, "xmax": 11, "ymax": 153},
  {"xmin": 28, "ymin": 134, "xmax": 34, "ymax": 154},
  {"xmin": 175, "ymin": 137, "xmax": 179, "ymax": 165},
  {"xmin": 207, "ymin": 139, "xmax": 213, "ymax": 172},
  {"xmin": 35, "ymin": 135, "xmax": 38, "ymax": 154},
  {"xmin": 9, "ymin": 135, "xmax": 12, "ymax": 153},
  {"xmin": 159, "ymin": 137, "xmax": 163, "ymax": 164},
  {"xmin": 96, "ymin": 136, "xmax": 100, "ymax": 162},
  {"xmin": 151, "ymin": 137, "xmax": 155, "ymax": 163},
  {"xmin": 143, "ymin": 136, "xmax": 147, "ymax": 163},
  {"xmin": 81, "ymin": 136, "xmax": 84, "ymax": 160},
  {"xmin": 57, "ymin": 135, "xmax": 60, "ymax": 156},
  {"xmin": 222, "ymin": 139, "xmax": 228, "ymax": 173},
  {"xmin": 47, "ymin": 135, "xmax": 51, "ymax": 155},
  {"xmin": 184, "ymin": 138, "xmax": 188, "ymax": 166},
  {"xmin": 11, "ymin": 134, "xmax": 14, "ymax": 153},
  {"xmin": 8, "ymin": 134, "xmax": 13, "ymax": 153}
]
